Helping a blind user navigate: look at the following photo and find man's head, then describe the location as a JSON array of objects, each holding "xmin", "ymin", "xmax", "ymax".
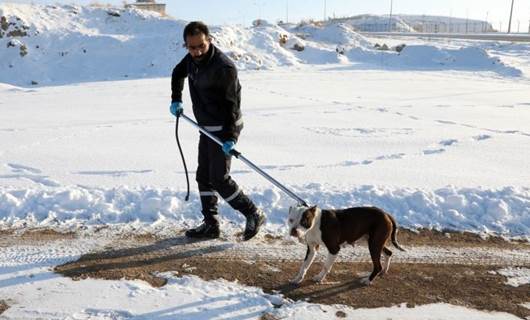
[{"xmin": 183, "ymin": 21, "xmax": 211, "ymax": 62}]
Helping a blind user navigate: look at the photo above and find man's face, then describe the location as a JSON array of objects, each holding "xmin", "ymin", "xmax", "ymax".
[{"xmin": 186, "ymin": 33, "xmax": 210, "ymax": 62}]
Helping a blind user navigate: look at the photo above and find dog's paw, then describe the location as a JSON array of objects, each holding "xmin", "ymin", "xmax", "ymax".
[
  {"xmin": 312, "ymin": 274, "xmax": 325, "ymax": 283},
  {"xmin": 360, "ymin": 277, "xmax": 372, "ymax": 286}
]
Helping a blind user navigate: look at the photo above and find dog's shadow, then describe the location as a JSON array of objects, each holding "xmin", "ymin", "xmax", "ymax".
[{"xmin": 274, "ymin": 278, "xmax": 366, "ymax": 301}]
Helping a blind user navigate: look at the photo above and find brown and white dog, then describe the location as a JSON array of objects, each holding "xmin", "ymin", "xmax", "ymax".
[{"xmin": 288, "ymin": 204, "xmax": 405, "ymax": 285}]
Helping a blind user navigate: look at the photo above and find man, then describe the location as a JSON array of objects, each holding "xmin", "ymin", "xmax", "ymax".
[{"xmin": 170, "ymin": 21, "xmax": 265, "ymax": 241}]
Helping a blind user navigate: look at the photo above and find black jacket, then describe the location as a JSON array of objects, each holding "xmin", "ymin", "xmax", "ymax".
[{"xmin": 171, "ymin": 45, "xmax": 243, "ymax": 142}]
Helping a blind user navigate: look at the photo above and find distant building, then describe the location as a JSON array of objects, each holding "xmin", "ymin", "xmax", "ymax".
[
  {"xmin": 328, "ymin": 14, "xmax": 494, "ymax": 33},
  {"xmin": 125, "ymin": 0, "xmax": 166, "ymax": 15}
]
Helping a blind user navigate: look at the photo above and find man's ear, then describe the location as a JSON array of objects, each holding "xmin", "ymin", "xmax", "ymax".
[{"xmin": 300, "ymin": 206, "xmax": 317, "ymax": 229}]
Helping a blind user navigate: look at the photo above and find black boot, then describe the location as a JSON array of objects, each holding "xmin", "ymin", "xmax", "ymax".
[
  {"xmin": 243, "ymin": 209, "xmax": 266, "ymax": 241},
  {"xmin": 185, "ymin": 221, "xmax": 220, "ymax": 239}
]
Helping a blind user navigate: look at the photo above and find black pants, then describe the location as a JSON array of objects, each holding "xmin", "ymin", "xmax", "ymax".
[{"xmin": 196, "ymin": 133, "xmax": 257, "ymax": 224}]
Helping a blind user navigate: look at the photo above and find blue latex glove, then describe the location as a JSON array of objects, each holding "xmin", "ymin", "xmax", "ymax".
[
  {"xmin": 222, "ymin": 140, "xmax": 236, "ymax": 155},
  {"xmin": 170, "ymin": 101, "xmax": 183, "ymax": 116}
]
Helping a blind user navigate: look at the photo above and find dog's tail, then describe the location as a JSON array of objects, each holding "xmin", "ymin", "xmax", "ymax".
[{"xmin": 387, "ymin": 213, "xmax": 406, "ymax": 252}]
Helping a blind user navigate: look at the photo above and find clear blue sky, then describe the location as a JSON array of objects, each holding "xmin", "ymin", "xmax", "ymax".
[{"xmin": 7, "ymin": 0, "xmax": 530, "ymax": 32}]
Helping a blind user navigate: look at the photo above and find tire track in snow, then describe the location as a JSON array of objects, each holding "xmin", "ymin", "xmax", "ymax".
[{"xmin": 104, "ymin": 237, "xmax": 530, "ymax": 267}]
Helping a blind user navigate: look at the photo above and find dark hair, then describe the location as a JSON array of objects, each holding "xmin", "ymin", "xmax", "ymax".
[{"xmin": 183, "ymin": 21, "xmax": 209, "ymax": 43}]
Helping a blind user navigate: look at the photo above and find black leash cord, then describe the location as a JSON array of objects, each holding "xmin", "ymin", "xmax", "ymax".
[{"xmin": 175, "ymin": 115, "xmax": 190, "ymax": 201}]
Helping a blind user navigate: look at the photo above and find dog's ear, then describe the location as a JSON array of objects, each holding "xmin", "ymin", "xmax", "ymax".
[{"xmin": 300, "ymin": 206, "xmax": 317, "ymax": 229}]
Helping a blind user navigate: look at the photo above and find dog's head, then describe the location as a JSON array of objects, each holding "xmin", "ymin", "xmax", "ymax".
[{"xmin": 288, "ymin": 205, "xmax": 319, "ymax": 240}]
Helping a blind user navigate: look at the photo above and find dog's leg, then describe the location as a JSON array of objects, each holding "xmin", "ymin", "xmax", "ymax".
[
  {"xmin": 361, "ymin": 238, "xmax": 384, "ymax": 286},
  {"xmin": 290, "ymin": 244, "xmax": 317, "ymax": 285},
  {"xmin": 381, "ymin": 246, "xmax": 393, "ymax": 275},
  {"xmin": 312, "ymin": 252, "xmax": 338, "ymax": 283}
]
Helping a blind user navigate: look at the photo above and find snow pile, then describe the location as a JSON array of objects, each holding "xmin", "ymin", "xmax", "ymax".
[
  {"xmin": 211, "ymin": 22, "xmax": 301, "ymax": 70},
  {"xmin": 495, "ymin": 267, "xmax": 530, "ymax": 287},
  {"xmin": 385, "ymin": 45, "xmax": 522, "ymax": 75},
  {"xmin": 287, "ymin": 21, "xmax": 373, "ymax": 48},
  {"xmin": 337, "ymin": 43, "xmax": 521, "ymax": 75},
  {"xmin": 1, "ymin": 185, "xmax": 529, "ymax": 238},
  {"xmin": 273, "ymin": 302, "xmax": 522, "ymax": 320},
  {"xmin": 0, "ymin": 3, "xmax": 187, "ymax": 86},
  {"xmin": 0, "ymin": 3, "xmax": 523, "ymax": 86}
]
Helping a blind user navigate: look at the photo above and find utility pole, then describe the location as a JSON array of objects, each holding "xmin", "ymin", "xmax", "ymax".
[
  {"xmin": 323, "ymin": 0, "xmax": 327, "ymax": 21},
  {"xmin": 484, "ymin": 11, "xmax": 489, "ymax": 32},
  {"xmin": 252, "ymin": 0, "xmax": 261, "ymax": 21},
  {"xmin": 449, "ymin": 9, "xmax": 453, "ymax": 33},
  {"xmin": 286, "ymin": 0, "xmax": 289, "ymax": 23},
  {"xmin": 388, "ymin": 0, "xmax": 393, "ymax": 32},
  {"xmin": 465, "ymin": 9, "xmax": 469, "ymax": 33},
  {"xmin": 507, "ymin": 0, "xmax": 515, "ymax": 33}
]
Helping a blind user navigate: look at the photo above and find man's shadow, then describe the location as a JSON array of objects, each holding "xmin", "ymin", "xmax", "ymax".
[{"xmin": 55, "ymin": 235, "xmax": 234, "ymax": 279}]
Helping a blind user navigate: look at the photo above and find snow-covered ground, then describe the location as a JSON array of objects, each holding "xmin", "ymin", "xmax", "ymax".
[
  {"xmin": 1, "ymin": 68, "xmax": 529, "ymax": 238},
  {"xmin": 1, "ymin": 3, "xmax": 529, "ymax": 319}
]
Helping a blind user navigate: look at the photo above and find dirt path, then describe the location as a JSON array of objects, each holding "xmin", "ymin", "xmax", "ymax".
[
  {"xmin": 1, "ymin": 228, "xmax": 529, "ymax": 318},
  {"xmin": 51, "ymin": 228, "xmax": 530, "ymax": 319}
]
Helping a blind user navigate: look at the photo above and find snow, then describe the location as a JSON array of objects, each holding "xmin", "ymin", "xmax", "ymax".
[
  {"xmin": 0, "ymin": 240, "xmax": 275, "ymax": 319},
  {"xmin": 0, "ymin": 184, "xmax": 528, "ymax": 238},
  {"xmin": 0, "ymin": 3, "xmax": 525, "ymax": 86},
  {"xmin": 274, "ymin": 302, "xmax": 522, "ymax": 320},
  {"xmin": 0, "ymin": 3, "xmax": 529, "ymax": 319},
  {"xmin": 1, "ymin": 68, "xmax": 529, "ymax": 239},
  {"xmin": 495, "ymin": 267, "xmax": 530, "ymax": 287},
  {"xmin": 0, "ymin": 239, "xmax": 525, "ymax": 319}
]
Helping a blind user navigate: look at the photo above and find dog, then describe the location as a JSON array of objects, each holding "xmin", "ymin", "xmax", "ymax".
[{"xmin": 288, "ymin": 204, "xmax": 405, "ymax": 285}]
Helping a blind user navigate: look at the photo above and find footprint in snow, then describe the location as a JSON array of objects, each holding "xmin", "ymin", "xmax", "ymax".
[
  {"xmin": 74, "ymin": 170, "xmax": 153, "ymax": 177},
  {"xmin": 423, "ymin": 148, "xmax": 445, "ymax": 155},
  {"xmin": 436, "ymin": 120, "xmax": 457, "ymax": 125},
  {"xmin": 4, "ymin": 163, "xmax": 61, "ymax": 186},
  {"xmin": 439, "ymin": 139, "xmax": 458, "ymax": 146},
  {"xmin": 375, "ymin": 153, "xmax": 405, "ymax": 160},
  {"xmin": 7, "ymin": 163, "xmax": 42, "ymax": 174},
  {"xmin": 473, "ymin": 134, "xmax": 492, "ymax": 141}
]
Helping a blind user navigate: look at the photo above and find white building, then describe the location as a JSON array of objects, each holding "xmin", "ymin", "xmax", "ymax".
[{"xmin": 125, "ymin": 0, "xmax": 166, "ymax": 15}]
